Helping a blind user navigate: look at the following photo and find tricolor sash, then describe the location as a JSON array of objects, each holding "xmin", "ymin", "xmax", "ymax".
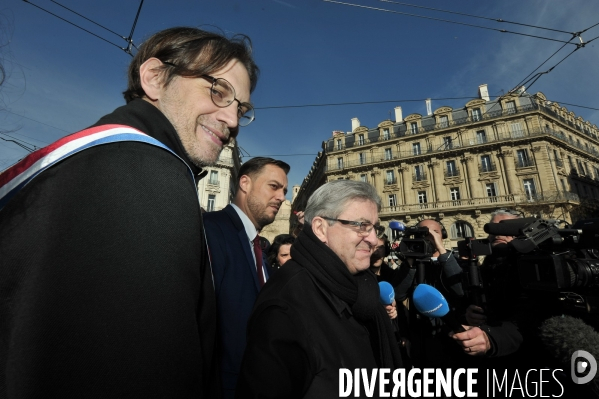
[{"xmin": 0, "ymin": 124, "xmax": 194, "ymax": 211}]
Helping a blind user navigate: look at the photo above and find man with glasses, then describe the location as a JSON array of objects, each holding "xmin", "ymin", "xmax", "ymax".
[
  {"xmin": 236, "ymin": 180, "xmax": 404, "ymax": 398},
  {"xmin": 0, "ymin": 27, "xmax": 258, "ymax": 397}
]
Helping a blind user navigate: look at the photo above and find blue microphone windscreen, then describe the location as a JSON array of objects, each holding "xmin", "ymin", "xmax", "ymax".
[
  {"xmin": 412, "ymin": 284, "xmax": 450, "ymax": 317},
  {"xmin": 389, "ymin": 221, "xmax": 405, "ymax": 231},
  {"xmin": 378, "ymin": 281, "xmax": 395, "ymax": 305}
]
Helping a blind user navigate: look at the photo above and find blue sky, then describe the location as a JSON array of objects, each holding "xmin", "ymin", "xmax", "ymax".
[{"xmin": 1, "ymin": 0, "xmax": 599, "ymax": 196}]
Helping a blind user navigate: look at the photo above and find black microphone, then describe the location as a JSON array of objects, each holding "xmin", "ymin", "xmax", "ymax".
[{"xmin": 483, "ymin": 217, "xmax": 536, "ymax": 236}]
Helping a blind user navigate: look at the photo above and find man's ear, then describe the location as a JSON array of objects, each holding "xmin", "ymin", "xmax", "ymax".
[
  {"xmin": 238, "ymin": 175, "xmax": 252, "ymax": 195},
  {"xmin": 311, "ymin": 217, "xmax": 328, "ymax": 244},
  {"xmin": 139, "ymin": 58, "xmax": 166, "ymax": 101}
]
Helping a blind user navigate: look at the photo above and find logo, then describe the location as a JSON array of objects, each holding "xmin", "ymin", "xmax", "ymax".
[{"xmin": 571, "ymin": 350, "xmax": 597, "ymax": 385}]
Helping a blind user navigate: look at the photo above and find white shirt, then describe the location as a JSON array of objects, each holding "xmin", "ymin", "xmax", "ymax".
[{"xmin": 230, "ymin": 204, "xmax": 267, "ymax": 282}]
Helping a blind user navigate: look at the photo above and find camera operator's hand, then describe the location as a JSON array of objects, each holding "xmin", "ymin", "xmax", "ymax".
[
  {"xmin": 385, "ymin": 300, "xmax": 397, "ymax": 320},
  {"xmin": 450, "ymin": 326, "xmax": 491, "ymax": 356},
  {"xmin": 465, "ymin": 305, "xmax": 487, "ymax": 326},
  {"xmin": 426, "ymin": 227, "xmax": 446, "ymax": 255}
]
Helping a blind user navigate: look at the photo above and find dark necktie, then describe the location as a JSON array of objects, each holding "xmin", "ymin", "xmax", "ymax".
[{"xmin": 253, "ymin": 235, "xmax": 265, "ymax": 287}]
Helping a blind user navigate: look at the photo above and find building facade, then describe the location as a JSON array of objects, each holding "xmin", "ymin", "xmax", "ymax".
[
  {"xmin": 293, "ymin": 85, "xmax": 599, "ymax": 249},
  {"xmin": 197, "ymin": 140, "xmax": 242, "ymax": 213}
]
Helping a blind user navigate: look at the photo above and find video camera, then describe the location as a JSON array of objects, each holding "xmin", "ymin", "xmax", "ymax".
[
  {"xmin": 483, "ymin": 217, "xmax": 599, "ymax": 313},
  {"xmin": 398, "ymin": 225, "xmax": 436, "ymax": 259}
]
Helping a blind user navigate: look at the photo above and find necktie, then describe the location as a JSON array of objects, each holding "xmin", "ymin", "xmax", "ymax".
[{"xmin": 253, "ymin": 235, "xmax": 266, "ymax": 287}]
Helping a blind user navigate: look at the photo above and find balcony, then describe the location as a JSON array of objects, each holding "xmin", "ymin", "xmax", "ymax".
[
  {"xmin": 479, "ymin": 162, "xmax": 497, "ymax": 173},
  {"xmin": 378, "ymin": 191, "xmax": 579, "ymax": 215},
  {"xmin": 413, "ymin": 172, "xmax": 427, "ymax": 182},
  {"xmin": 515, "ymin": 158, "xmax": 535, "ymax": 169},
  {"xmin": 384, "ymin": 178, "xmax": 398, "ymax": 185},
  {"xmin": 207, "ymin": 179, "xmax": 220, "ymax": 186},
  {"xmin": 555, "ymin": 158, "xmax": 564, "ymax": 168},
  {"xmin": 444, "ymin": 168, "xmax": 460, "ymax": 178}
]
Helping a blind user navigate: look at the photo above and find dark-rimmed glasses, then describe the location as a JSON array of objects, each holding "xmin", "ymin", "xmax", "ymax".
[
  {"xmin": 321, "ymin": 216, "xmax": 383, "ymax": 237},
  {"xmin": 162, "ymin": 61, "xmax": 254, "ymax": 127}
]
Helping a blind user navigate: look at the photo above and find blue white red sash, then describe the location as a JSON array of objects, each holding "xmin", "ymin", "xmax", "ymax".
[{"xmin": 0, "ymin": 124, "xmax": 194, "ymax": 211}]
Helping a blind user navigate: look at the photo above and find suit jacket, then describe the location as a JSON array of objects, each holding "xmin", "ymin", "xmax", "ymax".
[{"xmin": 203, "ymin": 204, "xmax": 267, "ymax": 399}]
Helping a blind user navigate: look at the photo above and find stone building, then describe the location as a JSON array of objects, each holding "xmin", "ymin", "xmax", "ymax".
[
  {"xmin": 292, "ymin": 85, "xmax": 599, "ymax": 250},
  {"xmin": 197, "ymin": 140, "xmax": 241, "ymax": 213}
]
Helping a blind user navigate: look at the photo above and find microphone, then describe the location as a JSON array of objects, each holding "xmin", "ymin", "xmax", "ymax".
[
  {"xmin": 412, "ymin": 284, "xmax": 465, "ymax": 333},
  {"xmin": 389, "ymin": 221, "xmax": 406, "ymax": 232},
  {"xmin": 379, "ymin": 281, "xmax": 395, "ymax": 305},
  {"xmin": 483, "ymin": 217, "xmax": 536, "ymax": 236},
  {"xmin": 539, "ymin": 315, "xmax": 599, "ymax": 371}
]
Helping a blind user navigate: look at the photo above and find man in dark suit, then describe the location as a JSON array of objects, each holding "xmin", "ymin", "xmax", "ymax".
[{"xmin": 204, "ymin": 157, "xmax": 289, "ymax": 398}]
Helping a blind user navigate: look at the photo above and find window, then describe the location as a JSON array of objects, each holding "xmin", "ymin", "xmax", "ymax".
[
  {"xmin": 480, "ymin": 155, "xmax": 493, "ymax": 172},
  {"xmin": 384, "ymin": 148, "xmax": 392, "ymax": 160},
  {"xmin": 360, "ymin": 174, "xmax": 367, "ymax": 182},
  {"xmin": 336, "ymin": 139, "xmax": 342, "ymax": 150},
  {"xmin": 472, "ymin": 108, "xmax": 482, "ymax": 122},
  {"xmin": 451, "ymin": 221, "xmax": 474, "ymax": 239},
  {"xmin": 418, "ymin": 191, "xmax": 428, "ymax": 207},
  {"xmin": 410, "ymin": 122, "xmax": 418, "ymax": 134},
  {"xmin": 516, "ymin": 149, "xmax": 532, "ymax": 168},
  {"xmin": 359, "ymin": 153, "xmax": 366, "ymax": 165},
  {"xmin": 358, "ymin": 134, "xmax": 365, "ymax": 145},
  {"xmin": 439, "ymin": 115, "xmax": 449, "ymax": 128},
  {"xmin": 511, "ymin": 122, "xmax": 524, "ymax": 138},
  {"xmin": 209, "ymin": 170, "xmax": 219, "ymax": 185},
  {"xmin": 446, "ymin": 160, "xmax": 458, "ymax": 177},
  {"xmin": 337, "ymin": 157, "xmax": 344, "ymax": 169},
  {"xmin": 523, "ymin": 179, "xmax": 537, "ymax": 201},
  {"xmin": 383, "ymin": 128, "xmax": 390, "ymax": 140},
  {"xmin": 476, "ymin": 130, "xmax": 487, "ymax": 144},
  {"xmin": 443, "ymin": 136, "xmax": 453, "ymax": 150},
  {"xmin": 568, "ymin": 155, "xmax": 576, "ymax": 174},
  {"xmin": 450, "ymin": 187, "xmax": 460, "ymax": 201},
  {"xmin": 207, "ymin": 194, "xmax": 216, "ymax": 212},
  {"xmin": 486, "ymin": 183, "xmax": 498, "ymax": 200},
  {"xmin": 553, "ymin": 149, "xmax": 563, "ymax": 167},
  {"xmin": 577, "ymin": 159, "xmax": 585, "ymax": 175},
  {"xmin": 413, "ymin": 142, "xmax": 421, "ymax": 155},
  {"xmin": 386, "ymin": 170, "xmax": 396, "ymax": 185},
  {"xmin": 414, "ymin": 165, "xmax": 425, "ymax": 181},
  {"xmin": 388, "ymin": 194, "xmax": 397, "ymax": 207},
  {"xmin": 506, "ymin": 101, "xmax": 516, "ymax": 114},
  {"xmin": 584, "ymin": 162, "xmax": 590, "ymax": 176}
]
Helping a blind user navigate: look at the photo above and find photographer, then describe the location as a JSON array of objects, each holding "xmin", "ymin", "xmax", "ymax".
[
  {"xmin": 452, "ymin": 209, "xmax": 524, "ymax": 359},
  {"xmin": 395, "ymin": 219, "xmax": 465, "ymax": 368}
]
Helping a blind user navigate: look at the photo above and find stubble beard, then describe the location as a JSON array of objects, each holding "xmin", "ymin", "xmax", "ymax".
[{"xmin": 247, "ymin": 193, "xmax": 278, "ymax": 230}]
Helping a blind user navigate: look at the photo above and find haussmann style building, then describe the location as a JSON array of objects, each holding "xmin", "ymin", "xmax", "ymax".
[{"xmin": 292, "ymin": 84, "xmax": 599, "ymax": 249}]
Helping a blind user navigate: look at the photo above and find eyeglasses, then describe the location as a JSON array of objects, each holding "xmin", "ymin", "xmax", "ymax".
[
  {"xmin": 162, "ymin": 61, "xmax": 255, "ymax": 127},
  {"xmin": 321, "ymin": 216, "xmax": 383, "ymax": 237}
]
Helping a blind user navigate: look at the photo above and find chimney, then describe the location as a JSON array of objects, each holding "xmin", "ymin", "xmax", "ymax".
[
  {"xmin": 394, "ymin": 106, "xmax": 403, "ymax": 123},
  {"xmin": 425, "ymin": 98, "xmax": 432, "ymax": 116},
  {"xmin": 351, "ymin": 117, "xmax": 360, "ymax": 132},
  {"xmin": 479, "ymin": 84, "xmax": 490, "ymax": 101}
]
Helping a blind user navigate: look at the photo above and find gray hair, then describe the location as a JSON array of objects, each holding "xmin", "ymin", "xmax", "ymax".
[
  {"xmin": 304, "ymin": 180, "xmax": 381, "ymax": 225},
  {"xmin": 490, "ymin": 209, "xmax": 523, "ymax": 222}
]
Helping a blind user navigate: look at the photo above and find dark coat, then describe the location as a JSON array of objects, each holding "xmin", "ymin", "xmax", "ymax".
[
  {"xmin": 203, "ymin": 204, "xmax": 268, "ymax": 398},
  {"xmin": 236, "ymin": 261, "xmax": 380, "ymax": 399},
  {"xmin": 0, "ymin": 99, "xmax": 218, "ymax": 398}
]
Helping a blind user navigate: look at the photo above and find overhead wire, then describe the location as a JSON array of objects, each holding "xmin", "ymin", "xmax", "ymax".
[
  {"xmin": 378, "ymin": 0, "xmax": 576, "ymax": 35},
  {"xmin": 22, "ymin": 0, "xmax": 144, "ymax": 56},
  {"xmin": 323, "ymin": 0, "xmax": 580, "ymax": 46}
]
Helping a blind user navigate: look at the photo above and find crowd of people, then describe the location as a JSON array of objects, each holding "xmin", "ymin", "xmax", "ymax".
[{"xmin": 0, "ymin": 25, "xmax": 597, "ymax": 399}]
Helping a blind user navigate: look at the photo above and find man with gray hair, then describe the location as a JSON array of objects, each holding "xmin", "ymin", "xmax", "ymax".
[{"xmin": 236, "ymin": 180, "xmax": 403, "ymax": 398}]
